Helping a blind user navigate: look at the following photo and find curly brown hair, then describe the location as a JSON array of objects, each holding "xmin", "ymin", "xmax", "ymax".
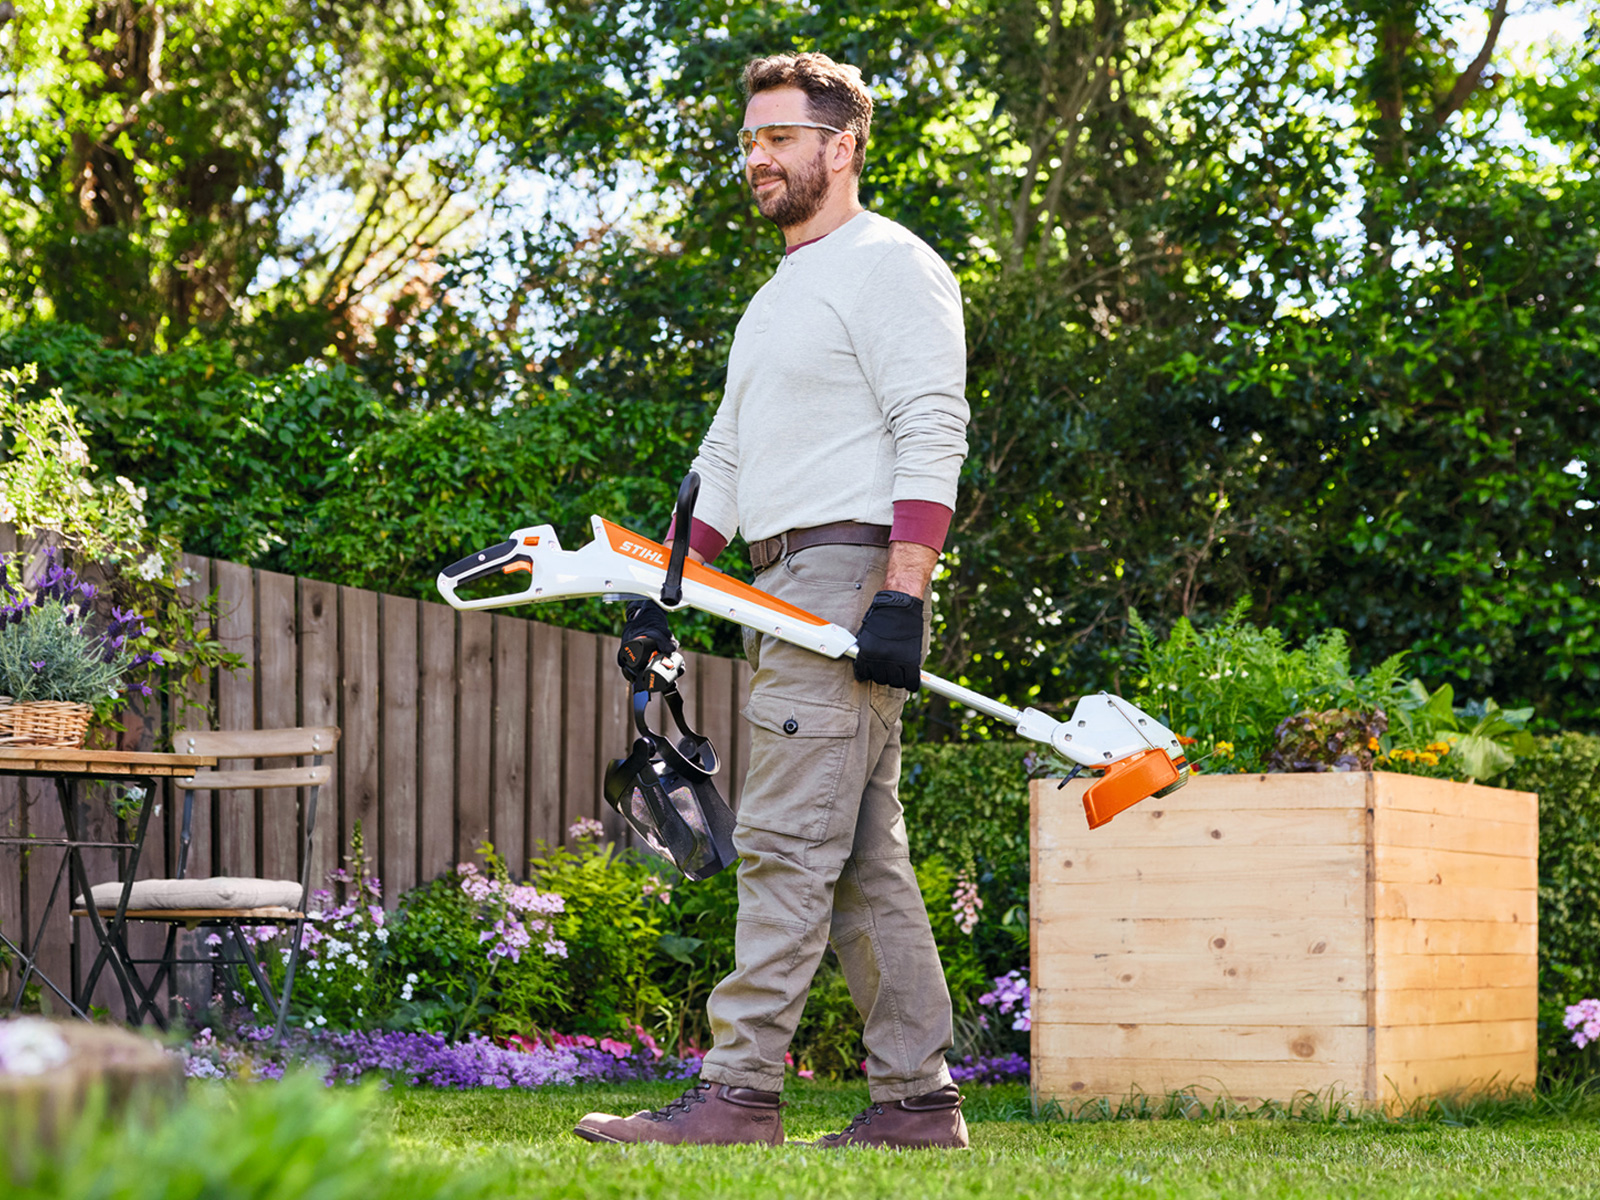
[{"xmin": 742, "ymin": 52, "xmax": 872, "ymax": 176}]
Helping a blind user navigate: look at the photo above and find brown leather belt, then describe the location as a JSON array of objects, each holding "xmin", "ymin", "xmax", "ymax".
[{"xmin": 748, "ymin": 521, "xmax": 892, "ymax": 572}]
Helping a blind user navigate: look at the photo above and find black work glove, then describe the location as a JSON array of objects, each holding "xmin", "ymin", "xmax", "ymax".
[
  {"xmin": 852, "ymin": 590, "xmax": 924, "ymax": 692},
  {"xmin": 618, "ymin": 599, "xmax": 676, "ymax": 692}
]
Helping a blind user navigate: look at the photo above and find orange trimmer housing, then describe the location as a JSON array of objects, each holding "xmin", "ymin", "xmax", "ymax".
[{"xmin": 1083, "ymin": 748, "xmax": 1186, "ymax": 830}]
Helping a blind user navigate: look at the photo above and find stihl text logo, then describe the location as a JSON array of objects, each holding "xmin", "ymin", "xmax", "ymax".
[{"xmin": 620, "ymin": 541, "xmax": 667, "ymax": 566}]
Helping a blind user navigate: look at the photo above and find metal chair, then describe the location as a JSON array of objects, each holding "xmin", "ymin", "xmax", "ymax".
[{"xmin": 74, "ymin": 726, "xmax": 339, "ymax": 1040}]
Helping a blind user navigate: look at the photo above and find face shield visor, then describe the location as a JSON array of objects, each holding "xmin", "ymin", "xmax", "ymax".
[{"xmin": 603, "ymin": 682, "xmax": 738, "ymax": 881}]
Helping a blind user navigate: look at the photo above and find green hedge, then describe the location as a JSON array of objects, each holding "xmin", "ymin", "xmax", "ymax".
[{"xmin": 1504, "ymin": 733, "xmax": 1600, "ymax": 1075}]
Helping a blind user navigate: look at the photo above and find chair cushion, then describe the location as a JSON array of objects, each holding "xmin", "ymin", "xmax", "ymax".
[{"xmin": 81, "ymin": 877, "xmax": 303, "ymax": 911}]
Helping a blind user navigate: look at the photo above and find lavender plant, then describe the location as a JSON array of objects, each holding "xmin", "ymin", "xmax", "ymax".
[{"xmin": 0, "ymin": 550, "xmax": 161, "ymax": 708}]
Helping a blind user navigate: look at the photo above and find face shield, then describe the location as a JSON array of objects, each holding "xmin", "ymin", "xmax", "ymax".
[{"xmin": 603, "ymin": 682, "xmax": 738, "ymax": 881}]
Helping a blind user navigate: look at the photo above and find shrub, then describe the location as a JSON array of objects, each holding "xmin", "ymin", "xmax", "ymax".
[{"xmin": 1504, "ymin": 733, "xmax": 1600, "ymax": 1077}]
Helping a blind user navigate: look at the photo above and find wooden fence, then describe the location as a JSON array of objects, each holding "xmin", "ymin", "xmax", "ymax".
[{"xmin": 0, "ymin": 532, "xmax": 753, "ymax": 1016}]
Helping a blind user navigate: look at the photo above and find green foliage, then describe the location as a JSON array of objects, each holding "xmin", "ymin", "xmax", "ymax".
[
  {"xmin": 1386, "ymin": 682, "xmax": 1541, "ymax": 782},
  {"xmin": 1503, "ymin": 733, "xmax": 1600, "ymax": 1080},
  {"xmin": 527, "ymin": 839, "xmax": 670, "ymax": 1037},
  {"xmin": 1129, "ymin": 600, "xmax": 1410, "ymax": 773},
  {"xmin": 3, "ymin": 1073, "xmax": 477, "ymax": 1200}
]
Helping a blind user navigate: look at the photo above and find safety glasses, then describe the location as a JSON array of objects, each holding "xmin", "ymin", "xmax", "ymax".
[{"xmin": 737, "ymin": 121, "xmax": 845, "ymax": 156}]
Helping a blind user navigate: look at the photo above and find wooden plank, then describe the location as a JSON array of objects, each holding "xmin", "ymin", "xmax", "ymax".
[
  {"xmin": 1034, "ymin": 915, "xmax": 1366, "ymax": 959},
  {"xmin": 1375, "ymin": 986, "xmax": 1537, "ymax": 1026},
  {"xmin": 491, "ymin": 616, "xmax": 529, "ymax": 873},
  {"xmin": 527, "ymin": 620, "xmax": 564, "ymax": 854},
  {"xmin": 0, "ymin": 749, "xmax": 215, "ymax": 771},
  {"xmin": 417, "ymin": 603, "xmax": 456, "ymax": 882},
  {"xmin": 1374, "ymin": 882, "xmax": 1536, "ymax": 924},
  {"xmin": 732, "ymin": 658, "xmax": 753, "ymax": 808},
  {"xmin": 1375, "ymin": 807, "xmax": 1537, "ymax": 859},
  {"xmin": 379, "ymin": 595, "xmax": 419, "ymax": 901},
  {"xmin": 176, "ymin": 728, "xmax": 338, "ymax": 759},
  {"xmin": 1373, "ymin": 844, "xmax": 1535, "ymax": 891},
  {"xmin": 696, "ymin": 652, "xmax": 735, "ymax": 791},
  {"xmin": 170, "ymin": 552, "xmax": 214, "ymax": 1018},
  {"xmin": 1033, "ymin": 1057, "xmax": 1370, "ymax": 1104},
  {"xmin": 1373, "ymin": 772, "xmax": 1537, "ymax": 825},
  {"xmin": 595, "ymin": 634, "xmax": 630, "ymax": 846},
  {"xmin": 1375, "ymin": 918, "xmax": 1537, "ymax": 957},
  {"xmin": 1035, "ymin": 984, "xmax": 1369, "ymax": 1026},
  {"xmin": 177, "ymin": 766, "xmax": 331, "ymax": 791},
  {"xmin": 1041, "ymin": 772, "xmax": 1370, "ymax": 816},
  {"xmin": 298, "ymin": 579, "xmax": 339, "ymax": 893},
  {"xmin": 456, "ymin": 612, "xmax": 493, "ymax": 865},
  {"xmin": 340, "ymin": 587, "xmax": 380, "ymax": 878},
  {"xmin": 1036, "ymin": 844, "xmax": 1364, "ymax": 888},
  {"xmin": 1040, "ymin": 802, "xmax": 1366, "ymax": 854},
  {"xmin": 255, "ymin": 570, "xmax": 300, "ymax": 884},
  {"xmin": 213, "ymin": 560, "xmax": 257, "ymax": 877},
  {"xmin": 1034, "ymin": 874, "xmax": 1365, "ymax": 920},
  {"xmin": 1376, "ymin": 1019, "xmax": 1535, "ymax": 1063},
  {"xmin": 1040, "ymin": 949, "xmax": 1367, "ymax": 993},
  {"xmin": 562, "ymin": 629, "xmax": 601, "ymax": 842},
  {"xmin": 1036, "ymin": 1022, "xmax": 1367, "ymax": 1066},
  {"xmin": 1375, "ymin": 953, "xmax": 1535, "ymax": 992},
  {"xmin": 1376, "ymin": 1053, "xmax": 1537, "ymax": 1099},
  {"xmin": 21, "ymin": 778, "xmax": 73, "ymax": 1015}
]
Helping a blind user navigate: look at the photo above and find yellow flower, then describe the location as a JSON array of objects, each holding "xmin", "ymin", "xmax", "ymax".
[
  {"xmin": 1419, "ymin": 752, "xmax": 1439, "ymax": 766},
  {"xmin": 1426, "ymin": 741, "xmax": 1451, "ymax": 755},
  {"xmin": 1395, "ymin": 750, "xmax": 1417, "ymax": 762},
  {"xmin": 1213, "ymin": 741, "xmax": 1234, "ymax": 759},
  {"xmin": 1367, "ymin": 737, "xmax": 1380, "ymax": 751}
]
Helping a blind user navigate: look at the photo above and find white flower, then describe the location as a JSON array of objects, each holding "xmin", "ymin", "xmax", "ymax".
[
  {"xmin": 405, "ymin": 972, "xmax": 418, "ymax": 984},
  {"xmin": 0, "ymin": 1018, "xmax": 72, "ymax": 1076},
  {"xmin": 401, "ymin": 984, "xmax": 414, "ymax": 1001},
  {"xmin": 314, "ymin": 1015, "xmax": 327, "ymax": 1026},
  {"xmin": 375, "ymin": 928, "xmax": 389, "ymax": 943},
  {"xmin": 137, "ymin": 553, "xmax": 165, "ymax": 581},
  {"xmin": 0, "ymin": 498, "xmax": 15, "ymax": 524}
]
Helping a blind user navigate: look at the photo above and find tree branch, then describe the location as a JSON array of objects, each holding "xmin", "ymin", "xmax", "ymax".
[{"xmin": 1433, "ymin": 0, "xmax": 1509, "ymax": 127}]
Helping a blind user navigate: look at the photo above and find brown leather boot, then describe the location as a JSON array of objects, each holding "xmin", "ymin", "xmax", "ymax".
[
  {"xmin": 574, "ymin": 1080, "xmax": 785, "ymax": 1145},
  {"xmin": 812, "ymin": 1084, "xmax": 970, "ymax": 1149}
]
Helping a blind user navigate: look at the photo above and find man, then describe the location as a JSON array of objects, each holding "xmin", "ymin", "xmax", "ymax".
[{"xmin": 575, "ymin": 50, "xmax": 970, "ymax": 1150}]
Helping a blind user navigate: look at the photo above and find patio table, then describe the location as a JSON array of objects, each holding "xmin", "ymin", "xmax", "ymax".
[{"xmin": 0, "ymin": 747, "xmax": 217, "ymax": 1018}]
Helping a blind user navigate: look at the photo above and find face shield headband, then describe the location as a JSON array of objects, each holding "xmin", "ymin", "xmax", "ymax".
[{"xmin": 603, "ymin": 679, "xmax": 739, "ymax": 881}]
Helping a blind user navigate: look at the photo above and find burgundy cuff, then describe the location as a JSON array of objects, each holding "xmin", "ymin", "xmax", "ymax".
[
  {"xmin": 664, "ymin": 516, "xmax": 729, "ymax": 565},
  {"xmin": 890, "ymin": 500, "xmax": 953, "ymax": 553}
]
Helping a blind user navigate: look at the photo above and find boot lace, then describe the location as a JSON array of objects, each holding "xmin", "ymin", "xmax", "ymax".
[
  {"xmin": 644, "ymin": 1080, "xmax": 713, "ymax": 1122},
  {"xmin": 828, "ymin": 1102, "xmax": 885, "ymax": 1139}
]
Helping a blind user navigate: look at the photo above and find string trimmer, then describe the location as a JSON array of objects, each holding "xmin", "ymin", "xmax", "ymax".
[{"xmin": 436, "ymin": 473, "xmax": 1189, "ymax": 838}]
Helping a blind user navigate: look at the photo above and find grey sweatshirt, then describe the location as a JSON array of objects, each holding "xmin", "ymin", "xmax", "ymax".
[{"xmin": 689, "ymin": 211, "xmax": 969, "ymax": 545}]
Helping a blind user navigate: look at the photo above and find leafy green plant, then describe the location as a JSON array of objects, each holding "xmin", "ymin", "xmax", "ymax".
[
  {"xmin": 1128, "ymin": 600, "xmax": 1410, "ymax": 773},
  {"xmin": 1382, "ymin": 682, "xmax": 1540, "ymax": 782},
  {"xmin": 0, "ymin": 361, "xmax": 242, "ymax": 733}
]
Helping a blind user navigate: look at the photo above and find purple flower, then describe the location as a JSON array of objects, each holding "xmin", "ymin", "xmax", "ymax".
[
  {"xmin": 30, "ymin": 661, "xmax": 44, "ymax": 671},
  {"xmin": 947, "ymin": 1053, "xmax": 1030, "ymax": 1085}
]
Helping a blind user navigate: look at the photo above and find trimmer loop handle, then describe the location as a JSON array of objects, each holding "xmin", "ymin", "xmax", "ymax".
[{"xmin": 661, "ymin": 470, "xmax": 699, "ymax": 607}]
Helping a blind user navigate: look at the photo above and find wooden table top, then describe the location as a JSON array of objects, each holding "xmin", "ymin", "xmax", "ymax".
[{"xmin": 0, "ymin": 747, "xmax": 218, "ymax": 777}]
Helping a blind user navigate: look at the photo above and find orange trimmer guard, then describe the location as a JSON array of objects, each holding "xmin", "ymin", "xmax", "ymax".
[{"xmin": 1082, "ymin": 749, "xmax": 1185, "ymax": 830}]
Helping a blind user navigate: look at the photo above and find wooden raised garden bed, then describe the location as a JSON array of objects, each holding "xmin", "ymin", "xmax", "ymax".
[{"xmin": 1031, "ymin": 771, "xmax": 1537, "ymax": 1108}]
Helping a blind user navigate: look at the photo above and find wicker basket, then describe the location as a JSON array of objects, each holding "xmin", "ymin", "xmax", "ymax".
[{"xmin": 0, "ymin": 697, "xmax": 92, "ymax": 748}]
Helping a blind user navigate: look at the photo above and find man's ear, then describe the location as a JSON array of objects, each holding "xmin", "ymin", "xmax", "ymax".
[{"xmin": 832, "ymin": 131, "xmax": 857, "ymax": 174}]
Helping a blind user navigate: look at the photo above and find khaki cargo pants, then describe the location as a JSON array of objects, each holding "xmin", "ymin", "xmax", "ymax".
[{"xmin": 698, "ymin": 542, "xmax": 955, "ymax": 1102}]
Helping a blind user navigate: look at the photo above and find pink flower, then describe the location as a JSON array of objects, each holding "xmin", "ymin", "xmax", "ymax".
[{"xmin": 599, "ymin": 1037, "xmax": 632, "ymax": 1060}]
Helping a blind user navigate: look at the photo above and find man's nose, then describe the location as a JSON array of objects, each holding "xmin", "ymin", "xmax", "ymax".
[{"xmin": 746, "ymin": 140, "xmax": 775, "ymax": 169}]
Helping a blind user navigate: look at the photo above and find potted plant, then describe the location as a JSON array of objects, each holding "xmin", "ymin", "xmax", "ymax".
[{"xmin": 0, "ymin": 550, "xmax": 160, "ymax": 749}]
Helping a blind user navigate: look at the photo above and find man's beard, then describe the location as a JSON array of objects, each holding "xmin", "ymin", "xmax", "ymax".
[{"xmin": 747, "ymin": 147, "xmax": 829, "ymax": 228}]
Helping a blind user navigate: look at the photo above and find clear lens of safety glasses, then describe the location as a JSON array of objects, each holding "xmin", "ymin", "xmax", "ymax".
[{"xmin": 737, "ymin": 121, "xmax": 845, "ymax": 156}]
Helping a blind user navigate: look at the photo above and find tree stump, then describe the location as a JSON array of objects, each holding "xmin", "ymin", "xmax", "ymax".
[{"xmin": 0, "ymin": 1018, "xmax": 183, "ymax": 1161}]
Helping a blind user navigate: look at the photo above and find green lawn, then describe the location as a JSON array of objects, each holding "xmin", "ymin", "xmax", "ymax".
[
  {"xmin": 379, "ymin": 1080, "xmax": 1600, "ymax": 1200},
  {"xmin": 14, "ymin": 1076, "xmax": 1600, "ymax": 1199}
]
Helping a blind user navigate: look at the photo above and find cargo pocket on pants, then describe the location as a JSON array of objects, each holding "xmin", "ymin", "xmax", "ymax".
[{"xmin": 738, "ymin": 690, "xmax": 862, "ymax": 841}]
